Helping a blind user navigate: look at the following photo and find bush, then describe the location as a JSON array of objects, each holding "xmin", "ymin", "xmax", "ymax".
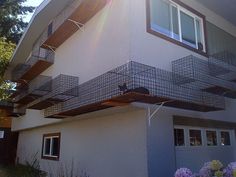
[{"xmin": 174, "ymin": 160, "xmax": 236, "ymax": 177}]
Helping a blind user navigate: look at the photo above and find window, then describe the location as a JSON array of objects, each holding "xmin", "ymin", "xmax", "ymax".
[
  {"xmin": 42, "ymin": 133, "xmax": 60, "ymax": 160},
  {"xmin": 189, "ymin": 129, "xmax": 202, "ymax": 146},
  {"xmin": 174, "ymin": 128, "xmax": 185, "ymax": 146},
  {"xmin": 0, "ymin": 131, "xmax": 4, "ymax": 139},
  {"xmin": 148, "ymin": 0, "xmax": 206, "ymax": 53},
  {"xmin": 206, "ymin": 130, "xmax": 217, "ymax": 146},
  {"xmin": 174, "ymin": 126, "xmax": 233, "ymax": 147},
  {"xmin": 220, "ymin": 131, "xmax": 231, "ymax": 146}
]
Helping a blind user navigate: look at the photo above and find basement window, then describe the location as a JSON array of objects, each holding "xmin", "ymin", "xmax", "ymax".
[
  {"xmin": 174, "ymin": 128, "xmax": 185, "ymax": 146},
  {"xmin": 206, "ymin": 130, "xmax": 217, "ymax": 146},
  {"xmin": 148, "ymin": 0, "xmax": 206, "ymax": 54},
  {"xmin": 189, "ymin": 129, "xmax": 202, "ymax": 146},
  {"xmin": 220, "ymin": 131, "xmax": 231, "ymax": 146},
  {"xmin": 42, "ymin": 133, "xmax": 60, "ymax": 160},
  {"xmin": 0, "ymin": 131, "xmax": 4, "ymax": 139}
]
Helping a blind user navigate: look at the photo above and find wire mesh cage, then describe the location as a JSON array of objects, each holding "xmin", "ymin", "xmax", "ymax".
[
  {"xmin": 13, "ymin": 75, "xmax": 52, "ymax": 104},
  {"xmin": 27, "ymin": 74, "xmax": 79, "ymax": 110},
  {"xmin": 11, "ymin": 47, "xmax": 54, "ymax": 82},
  {"xmin": 44, "ymin": 61, "xmax": 225, "ymax": 118},
  {"xmin": 11, "ymin": 64, "xmax": 31, "ymax": 82},
  {"xmin": 209, "ymin": 51, "xmax": 236, "ymax": 81},
  {"xmin": 172, "ymin": 55, "xmax": 236, "ymax": 98}
]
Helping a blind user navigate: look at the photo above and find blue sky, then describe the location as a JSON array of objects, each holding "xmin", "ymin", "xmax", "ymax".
[{"xmin": 23, "ymin": 0, "xmax": 44, "ymax": 22}]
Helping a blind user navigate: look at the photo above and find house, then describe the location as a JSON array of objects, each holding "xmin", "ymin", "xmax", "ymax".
[{"xmin": 3, "ymin": 0, "xmax": 236, "ymax": 176}]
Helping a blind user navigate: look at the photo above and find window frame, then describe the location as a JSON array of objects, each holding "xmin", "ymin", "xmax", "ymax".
[
  {"xmin": 41, "ymin": 133, "xmax": 61, "ymax": 161},
  {"xmin": 174, "ymin": 126, "xmax": 233, "ymax": 148},
  {"xmin": 146, "ymin": 0, "xmax": 208, "ymax": 56}
]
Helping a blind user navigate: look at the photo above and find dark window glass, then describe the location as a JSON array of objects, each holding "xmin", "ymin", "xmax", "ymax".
[
  {"xmin": 150, "ymin": 0, "xmax": 179, "ymax": 39},
  {"xmin": 221, "ymin": 131, "xmax": 231, "ymax": 146},
  {"xmin": 44, "ymin": 138, "xmax": 51, "ymax": 155},
  {"xmin": 52, "ymin": 137, "xmax": 59, "ymax": 156},
  {"xmin": 174, "ymin": 129, "xmax": 185, "ymax": 146},
  {"xmin": 189, "ymin": 129, "xmax": 202, "ymax": 146},
  {"xmin": 206, "ymin": 130, "xmax": 217, "ymax": 146}
]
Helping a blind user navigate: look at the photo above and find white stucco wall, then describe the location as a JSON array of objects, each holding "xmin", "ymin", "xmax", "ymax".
[{"xmin": 17, "ymin": 109, "xmax": 148, "ymax": 177}]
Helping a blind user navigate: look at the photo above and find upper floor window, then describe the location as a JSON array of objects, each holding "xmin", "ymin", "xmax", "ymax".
[
  {"xmin": 147, "ymin": 0, "xmax": 206, "ymax": 54},
  {"xmin": 42, "ymin": 133, "xmax": 60, "ymax": 160}
]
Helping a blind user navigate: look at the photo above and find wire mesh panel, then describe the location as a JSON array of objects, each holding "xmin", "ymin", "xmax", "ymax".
[
  {"xmin": 209, "ymin": 51, "xmax": 236, "ymax": 81},
  {"xmin": 13, "ymin": 75, "xmax": 52, "ymax": 104},
  {"xmin": 172, "ymin": 55, "xmax": 236, "ymax": 98},
  {"xmin": 45, "ymin": 61, "xmax": 225, "ymax": 118},
  {"xmin": 28, "ymin": 74, "xmax": 79, "ymax": 110},
  {"xmin": 11, "ymin": 64, "xmax": 31, "ymax": 81},
  {"xmin": 11, "ymin": 48, "xmax": 54, "ymax": 82}
]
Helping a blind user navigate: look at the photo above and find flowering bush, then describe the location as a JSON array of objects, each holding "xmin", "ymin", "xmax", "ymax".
[
  {"xmin": 175, "ymin": 161, "xmax": 236, "ymax": 177},
  {"xmin": 223, "ymin": 162, "xmax": 236, "ymax": 177},
  {"xmin": 174, "ymin": 168, "xmax": 193, "ymax": 177},
  {"xmin": 198, "ymin": 160, "xmax": 223, "ymax": 177}
]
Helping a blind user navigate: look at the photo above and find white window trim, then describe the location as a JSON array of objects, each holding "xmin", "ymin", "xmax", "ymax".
[
  {"xmin": 43, "ymin": 135, "xmax": 60, "ymax": 158},
  {"xmin": 151, "ymin": 0, "xmax": 206, "ymax": 52}
]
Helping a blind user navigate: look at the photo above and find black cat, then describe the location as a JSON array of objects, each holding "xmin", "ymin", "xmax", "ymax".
[{"xmin": 118, "ymin": 83, "xmax": 149, "ymax": 94}]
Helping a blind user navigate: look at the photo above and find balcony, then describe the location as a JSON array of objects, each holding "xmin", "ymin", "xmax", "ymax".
[
  {"xmin": 40, "ymin": 0, "xmax": 108, "ymax": 50},
  {"xmin": 13, "ymin": 75, "xmax": 52, "ymax": 105},
  {"xmin": 44, "ymin": 61, "xmax": 225, "ymax": 119},
  {"xmin": 11, "ymin": 49, "xmax": 54, "ymax": 82},
  {"xmin": 27, "ymin": 74, "xmax": 79, "ymax": 110},
  {"xmin": 172, "ymin": 55, "xmax": 236, "ymax": 98}
]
